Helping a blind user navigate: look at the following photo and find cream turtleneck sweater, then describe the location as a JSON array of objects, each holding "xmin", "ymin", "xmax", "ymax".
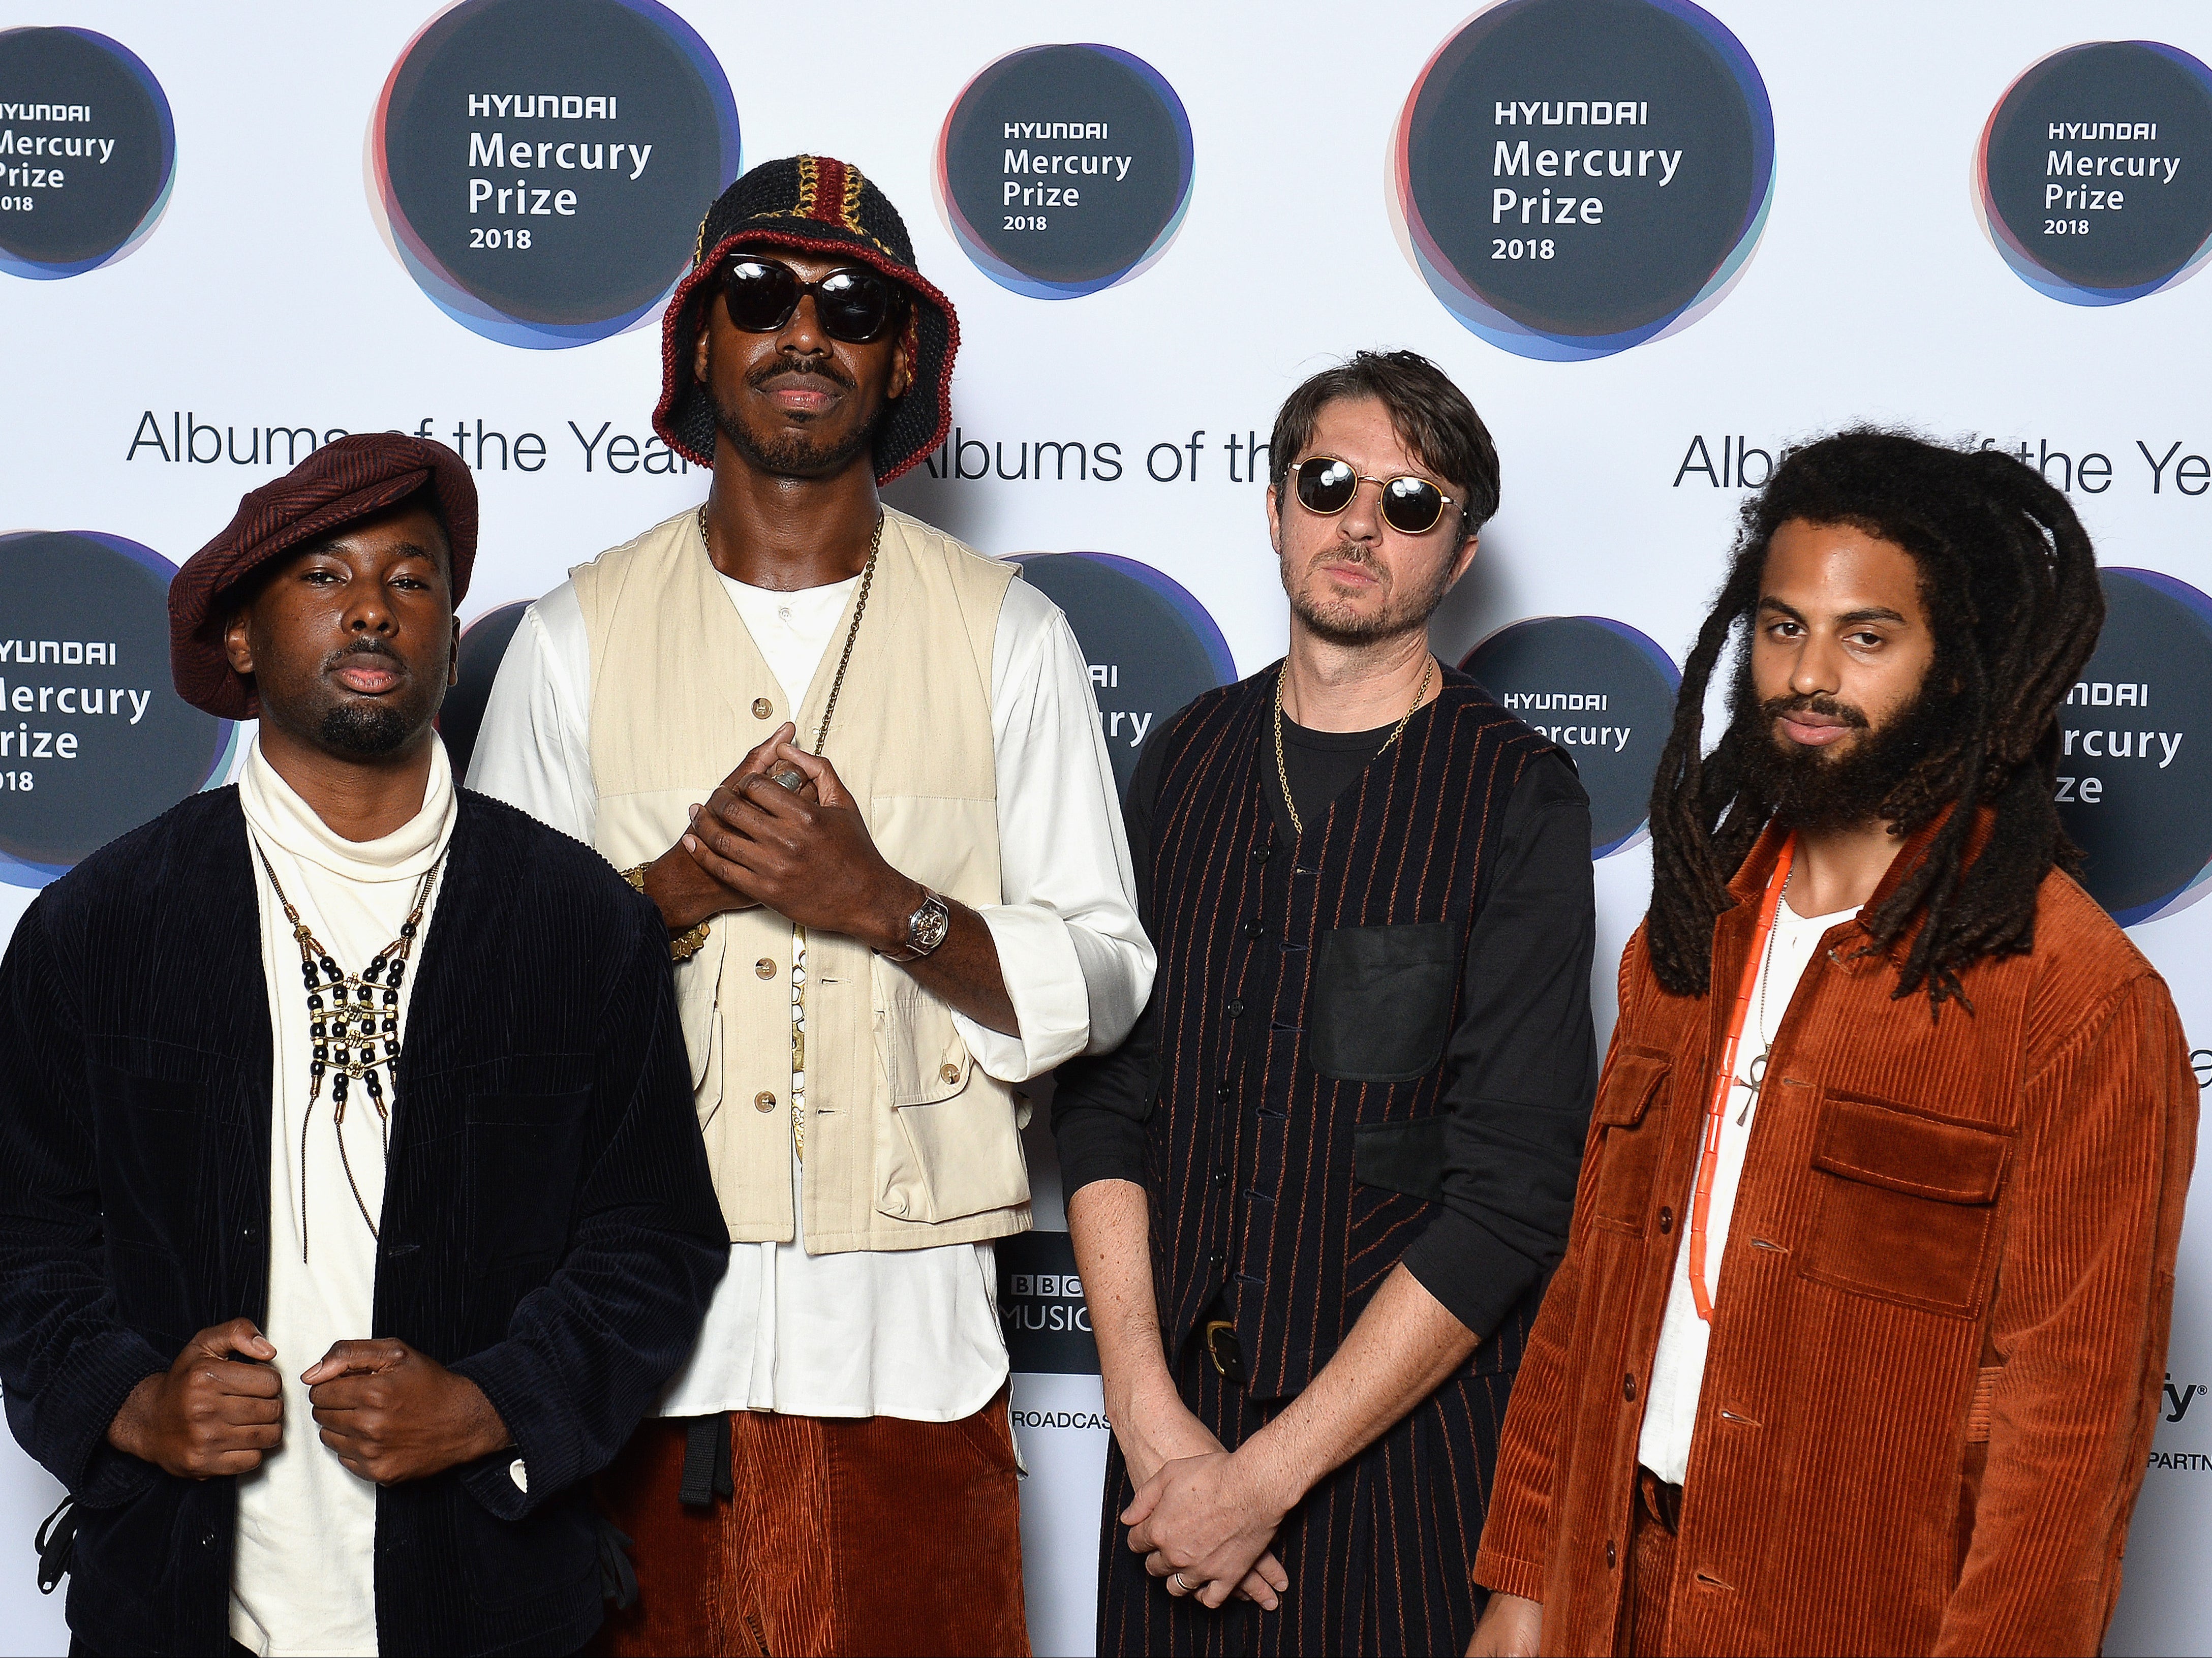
[{"xmin": 229, "ymin": 734, "xmax": 454, "ymax": 1658}]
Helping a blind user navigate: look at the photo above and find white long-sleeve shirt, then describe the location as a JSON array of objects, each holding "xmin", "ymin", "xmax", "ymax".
[
  {"xmin": 232, "ymin": 735, "xmax": 455, "ymax": 1657},
  {"xmin": 1637, "ymin": 893, "xmax": 1858, "ymax": 1485},
  {"xmin": 468, "ymin": 564, "xmax": 1151, "ymax": 1420}
]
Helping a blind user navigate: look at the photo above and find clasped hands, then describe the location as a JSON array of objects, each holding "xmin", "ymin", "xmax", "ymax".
[
  {"xmin": 1116, "ymin": 1377, "xmax": 1294, "ymax": 1613},
  {"xmin": 106, "ymin": 1317, "xmax": 511, "ymax": 1485},
  {"xmin": 646, "ymin": 722, "xmax": 917, "ymax": 948}
]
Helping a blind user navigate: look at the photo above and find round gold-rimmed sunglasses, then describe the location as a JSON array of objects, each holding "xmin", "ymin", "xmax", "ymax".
[{"xmin": 1288, "ymin": 454, "xmax": 1461, "ymax": 536}]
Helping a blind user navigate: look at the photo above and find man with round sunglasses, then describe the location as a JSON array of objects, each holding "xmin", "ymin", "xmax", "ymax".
[
  {"xmin": 1053, "ymin": 350, "xmax": 1598, "ymax": 1655},
  {"xmin": 468, "ymin": 156, "xmax": 1149, "ymax": 1656}
]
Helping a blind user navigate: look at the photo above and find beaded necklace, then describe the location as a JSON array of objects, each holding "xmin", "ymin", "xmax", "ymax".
[{"xmin": 254, "ymin": 843, "xmax": 444, "ymax": 1262}]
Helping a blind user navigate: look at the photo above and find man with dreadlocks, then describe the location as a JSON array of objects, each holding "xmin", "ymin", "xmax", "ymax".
[{"xmin": 1469, "ymin": 429, "xmax": 2195, "ymax": 1658}]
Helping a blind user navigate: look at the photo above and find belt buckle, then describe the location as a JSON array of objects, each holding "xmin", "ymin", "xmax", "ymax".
[{"xmin": 1202, "ymin": 1318, "xmax": 1246, "ymax": 1384}]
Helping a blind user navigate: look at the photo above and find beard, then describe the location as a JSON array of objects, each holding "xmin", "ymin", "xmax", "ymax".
[
  {"xmin": 1284, "ymin": 535, "xmax": 1458, "ymax": 647},
  {"xmin": 713, "ymin": 358, "xmax": 878, "ymax": 478},
  {"xmin": 318, "ymin": 701, "xmax": 411, "ymax": 757},
  {"xmin": 1726, "ymin": 658, "xmax": 1954, "ymax": 834},
  {"xmin": 306, "ymin": 639, "xmax": 438, "ymax": 759}
]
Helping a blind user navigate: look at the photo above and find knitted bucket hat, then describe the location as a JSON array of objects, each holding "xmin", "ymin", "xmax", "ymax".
[{"xmin": 654, "ymin": 155, "xmax": 959, "ymax": 485}]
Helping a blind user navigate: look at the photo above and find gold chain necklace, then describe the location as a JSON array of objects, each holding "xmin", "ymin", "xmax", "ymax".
[
  {"xmin": 695, "ymin": 504, "xmax": 883, "ymax": 1163},
  {"xmin": 254, "ymin": 842, "xmax": 444, "ymax": 1262},
  {"xmin": 1273, "ymin": 655, "xmax": 1435, "ymax": 839}
]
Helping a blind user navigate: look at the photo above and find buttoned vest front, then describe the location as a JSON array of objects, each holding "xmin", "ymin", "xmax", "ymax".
[
  {"xmin": 570, "ymin": 506, "xmax": 1028, "ymax": 1252},
  {"xmin": 1143, "ymin": 666, "xmax": 1556, "ymax": 1396}
]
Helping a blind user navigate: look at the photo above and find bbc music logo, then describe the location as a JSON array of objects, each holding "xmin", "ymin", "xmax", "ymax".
[
  {"xmin": 936, "ymin": 43, "xmax": 1194, "ymax": 299},
  {"xmin": 1391, "ymin": 0, "xmax": 1773, "ymax": 361},
  {"xmin": 1977, "ymin": 40, "xmax": 2212, "ymax": 306},
  {"xmin": 1012, "ymin": 554, "xmax": 1236, "ymax": 797},
  {"xmin": 1461, "ymin": 616, "xmax": 1681, "ymax": 858},
  {"xmin": 997, "ymin": 1231, "xmax": 1101, "ymax": 1376},
  {"xmin": 0, "ymin": 26, "xmax": 173, "ymax": 280},
  {"xmin": 0, "ymin": 532, "xmax": 236, "ymax": 889},
  {"xmin": 370, "ymin": 0, "xmax": 740, "ymax": 348},
  {"xmin": 2059, "ymin": 569, "xmax": 2212, "ymax": 928}
]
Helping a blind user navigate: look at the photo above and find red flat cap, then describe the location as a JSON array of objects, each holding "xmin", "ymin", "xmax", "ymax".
[{"xmin": 169, "ymin": 433, "xmax": 477, "ymax": 719}]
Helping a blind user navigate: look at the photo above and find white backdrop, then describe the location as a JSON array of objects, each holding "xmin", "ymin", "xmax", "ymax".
[{"xmin": 4, "ymin": 4, "xmax": 2211, "ymax": 1654}]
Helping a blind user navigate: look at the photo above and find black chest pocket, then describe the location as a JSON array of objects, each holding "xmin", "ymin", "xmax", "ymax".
[
  {"xmin": 1309, "ymin": 922, "xmax": 1458, "ymax": 1083},
  {"xmin": 466, "ymin": 1087, "xmax": 592, "ymax": 1272}
]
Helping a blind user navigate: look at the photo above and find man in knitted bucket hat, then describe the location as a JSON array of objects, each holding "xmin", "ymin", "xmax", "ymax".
[{"xmin": 470, "ymin": 157, "xmax": 1152, "ymax": 1655}]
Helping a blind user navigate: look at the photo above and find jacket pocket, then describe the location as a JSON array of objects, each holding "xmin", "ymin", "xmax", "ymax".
[
  {"xmin": 1799, "ymin": 1090, "xmax": 2010, "ymax": 1317},
  {"xmin": 465, "ymin": 1086, "xmax": 593, "ymax": 1272},
  {"xmin": 876, "ymin": 1068, "xmax": 1030, "ymax": 1225},
  {"xmin": 1310, "ymin": 923, "xmax": 1458, "ymax": 1083},
  {"xmin": 1353, "ymin": 1118, "xmax": 1447, "ymax": 1202},
  {"xmin": 1585, "ymin": 1049, "xmax": 1671, "ymax": 1239}
]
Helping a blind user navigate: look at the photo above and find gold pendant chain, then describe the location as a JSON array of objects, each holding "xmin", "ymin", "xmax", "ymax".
[
  {"xmin": 1272, "ymin": 654, "xmax": 1435, "ymax": 839},
  {"xmin": 254, "ymin": 843, "xmax": 443, "ymax": 1262},
  {"xmin": 696, "ymin": 506, "xmax": 883, "ymax": 1165}
]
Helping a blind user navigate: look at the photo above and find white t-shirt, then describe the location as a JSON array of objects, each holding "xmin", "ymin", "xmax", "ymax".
[
  {"xmin": 1637, "ymin": 890, "xmax": 1859, "ymax": 1487},
  {"xmin": 468, "ymin": 564, "xmax": 1151, "ymax": 1421},
  {"xmin": 230, "ymin": 736, "xmax": 455, "ymax": 1657}
]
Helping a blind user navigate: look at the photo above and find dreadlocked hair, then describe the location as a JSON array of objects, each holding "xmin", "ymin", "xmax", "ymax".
[{"xmin": 1644, "ymin": 428, "xmax": 2106, "ymax": 1011}]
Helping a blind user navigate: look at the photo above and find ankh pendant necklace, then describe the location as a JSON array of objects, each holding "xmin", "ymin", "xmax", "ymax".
[{"xmin": 254, "ymin": 843, "xmax": 444, "ymax": 1262}]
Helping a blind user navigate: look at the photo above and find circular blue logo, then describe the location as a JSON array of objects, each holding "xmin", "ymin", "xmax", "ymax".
[
  {"xmin": 0, "ymin": 26, "xmax": 175, "ymax": 279},
  {"xmin": 371, "ymin": 0, "xmax": 741, "ymax": 348},
  {"xmin": 1012, "ymin": 553, "xmax": 1234, "ymax": 794},
  {"xmin": 1393, "ymin": 0, "xmax": 1774, "ymax": 360},
  {"xmin": 1461, "ymin": 614, "xmax": 1680, "ymax": 855},
  {"xmin": 0, "ymin": 531, "xmax": 236, "ymax": 888},
  {"xmin": 937, "ymin": 44, "xmax": 1195, "ymax": 300}
]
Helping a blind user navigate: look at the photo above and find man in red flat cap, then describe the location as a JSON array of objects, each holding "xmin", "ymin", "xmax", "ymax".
[
  {"xmin": 0, "ymin": 434, "xmax": 726, "ymax": 1658},
  {"xmin": 470, "ymin": 156, "xmax": 1150, "ymax": 1656}
]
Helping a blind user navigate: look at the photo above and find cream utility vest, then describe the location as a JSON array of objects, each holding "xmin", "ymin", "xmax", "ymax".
[{"xmin": 571, "ymin": 506, "xmax": 1028, "ymax": 1253}]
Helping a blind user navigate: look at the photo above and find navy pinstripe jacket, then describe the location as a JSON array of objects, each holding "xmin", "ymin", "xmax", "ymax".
[{"xmin": 1141, "ymin": 668, "xmax": 1566, "ymax": 1398}]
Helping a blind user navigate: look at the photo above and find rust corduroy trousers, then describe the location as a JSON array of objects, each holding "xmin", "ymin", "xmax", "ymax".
[{"xmin": 591, "ymin": 1390, "xmax": 1030, "ymax": 1657}]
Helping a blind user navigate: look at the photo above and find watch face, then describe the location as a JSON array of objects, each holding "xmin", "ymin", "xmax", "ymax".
[{"xmin": 912, "ymin": 899, "xmax": 950, "ymax": 953}]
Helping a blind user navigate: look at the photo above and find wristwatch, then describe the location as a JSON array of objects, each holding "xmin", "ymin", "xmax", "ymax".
[{"xmin": 878, "ymin": 887, "xmax": 950, "ymax": 963}]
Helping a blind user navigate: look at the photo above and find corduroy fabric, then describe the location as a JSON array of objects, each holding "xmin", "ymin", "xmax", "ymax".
[
  {"xmin": 0, "ymin": 787, "xmax": 728, "ymax": 1657},
  {"xmin": 590, "ymin": 1395, "xmax": 1029, "ymax": 1657},
  {"xmin": 168, "ymin": 433, "xmax": 478, "ymax": 719},
  {"xmin": 1136, "ymin": 665, "xmax": 1557, "ymax": 1398},
  {"xmin": 654, "ymin": 155, "xmax": 957, "ymax": 484},
  {"xmin": 1621, "ymin": 1479, "xmax": 1677, "ymax": 1657},
  {"xmin": 1098, "ymin": 1335, "xmax": 1511, "ymax": 1657},
  {"xmin": 1473, "ymin": 818, "xmax": 2197, "ymax": 1657}
]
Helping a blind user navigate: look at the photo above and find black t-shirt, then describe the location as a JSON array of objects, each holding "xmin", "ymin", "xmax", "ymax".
[{"xmin": 1051, "ymin": 693, "xmax": 1600, "ymax": 1343}]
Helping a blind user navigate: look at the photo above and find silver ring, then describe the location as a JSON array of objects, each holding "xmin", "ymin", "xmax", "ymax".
[
  {"xmin": 771, "ymin": 769, "xmax": 805, "ymax": 791},
  {"xmin": 1171, "ymin": 1572, "xmax": 1194, "ymax": 1593}
]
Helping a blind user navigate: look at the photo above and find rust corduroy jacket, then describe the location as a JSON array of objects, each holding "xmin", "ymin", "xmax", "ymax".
[{"xmin": 1474, "ymin": 821, "xmax": 2195, "ymax": 1655}]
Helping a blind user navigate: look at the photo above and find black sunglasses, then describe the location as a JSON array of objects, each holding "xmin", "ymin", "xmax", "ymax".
[
  {"xmin": 718, "ymin": 255, "xmax": 906, "ymax": 343},
  {"xmin": 1289, "ymin": 454, "xmax": 1461, "ymax": 537}
]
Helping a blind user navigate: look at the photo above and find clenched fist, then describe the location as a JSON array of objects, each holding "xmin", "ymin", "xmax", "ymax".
[
  {"xmin": 302, "ymin": 1338, "xmax": 511, "ymax": 1486},
  {"xmin": 106, "ymin": 1317, "xmax": 283, "ymax": 1479}
]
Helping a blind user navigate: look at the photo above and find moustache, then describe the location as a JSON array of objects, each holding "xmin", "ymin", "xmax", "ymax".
[
  {"xmin": 325, "ymin": 637, "xmax": 405, "ymax": 671},
  {"xmin": 748, "ymin": 355, "xmax": 854, "ymax": 393},
  {"xmin": 1309, "ymin": 538, "xmax": 1383, "ymax": 577},
  {"xmin": 1759, "ymin": 691, "xmax": 1868, "ymax": 729}
]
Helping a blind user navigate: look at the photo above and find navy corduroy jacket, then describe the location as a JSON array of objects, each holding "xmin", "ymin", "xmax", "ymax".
[{"xmin": 0, "ymin": 786, "xmax": 728, "ymax": 1657}]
